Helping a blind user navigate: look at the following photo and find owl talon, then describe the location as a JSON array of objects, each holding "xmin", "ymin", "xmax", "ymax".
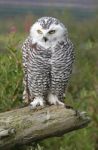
[
  {"xmin": 30, "ymin": 105, "xmax": 45, "ymax": 111},
  {"xmin": 48, "ymin": 93, "xmax": 65, "ymax": 106},
  {"xmin": 30, "ymin": 96, "xmax": 44, "ymax": 109}
]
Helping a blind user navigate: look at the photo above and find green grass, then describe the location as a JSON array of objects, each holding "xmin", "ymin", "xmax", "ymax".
[
  {"xmin": 0, "ymin": 33, "xmax": 24, "ymax": 111},
  {"xmin": 0, "ymin": 15, "xmax": 98, "ymax": 150}
]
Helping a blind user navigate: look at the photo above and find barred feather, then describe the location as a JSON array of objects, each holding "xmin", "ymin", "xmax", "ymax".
[{"xmin": 22, "ymin": 17, "xmax": 74, "ymax": 103}]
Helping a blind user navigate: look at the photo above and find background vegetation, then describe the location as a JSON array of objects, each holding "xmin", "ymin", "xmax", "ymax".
[{"xmin": 0, "ymin": 6, "xmax": 98, "ymax": 150}]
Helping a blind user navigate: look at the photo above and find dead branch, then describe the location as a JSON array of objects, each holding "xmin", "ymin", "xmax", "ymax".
[{"xmin": 0, "ymin": 105, "xmax": 91, "ymax": 150}]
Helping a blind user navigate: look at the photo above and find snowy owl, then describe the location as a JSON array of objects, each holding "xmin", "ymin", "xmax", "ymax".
[{"xmin": 22, "ymin": 17, "xmax": 74, "ymax": 108}]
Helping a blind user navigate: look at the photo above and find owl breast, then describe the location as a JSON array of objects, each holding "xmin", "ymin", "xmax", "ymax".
[{"xmin": 27, "ymin": 43, "xmax": 52, "ymax": 98}]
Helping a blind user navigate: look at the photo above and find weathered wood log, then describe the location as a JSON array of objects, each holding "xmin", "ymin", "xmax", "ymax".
[{"xmin": 0, "ymin": 105, "xmax": 91, "ymax": 150}]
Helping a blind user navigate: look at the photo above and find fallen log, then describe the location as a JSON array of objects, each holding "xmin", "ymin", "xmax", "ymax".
[{"xmin": 0, "ymin": 105, "xmax": 91, "ymax": 150}]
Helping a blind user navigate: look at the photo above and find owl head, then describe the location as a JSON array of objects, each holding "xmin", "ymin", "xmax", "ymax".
[{"xmin": 30, "ymin": 17, "xmax": 68, "ymax": 48}]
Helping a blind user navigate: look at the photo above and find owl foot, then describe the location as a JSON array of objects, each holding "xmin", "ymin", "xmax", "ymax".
[
  {"xmin": 30, "ymin": 96, "xmax": 45, "ymax": 109},
  {"xmin": 48, "ymin": 94, "xmax": 65, "ymax": 106}
]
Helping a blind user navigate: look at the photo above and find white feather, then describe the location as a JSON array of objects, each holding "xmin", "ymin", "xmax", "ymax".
[
  {"xmin": 30, "ymin": 22, "xmax": 67, "ymax": 49},
  {"xmin": 30, "ymin": 96, "xmax": 44, "ymax": 108},
  {"xmin": 48, "ymin": 93, "xmax": 64, "ymax": 105}
]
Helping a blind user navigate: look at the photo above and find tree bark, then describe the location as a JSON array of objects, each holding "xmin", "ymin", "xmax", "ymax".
[{"xmin": 0, "ymin": 105, "xmax": 91, "ymax": 150}]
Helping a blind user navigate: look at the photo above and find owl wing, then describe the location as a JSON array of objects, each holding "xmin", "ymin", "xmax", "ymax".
[
  {"xmin": 22, "ymin": 36, "xmax": 32, "ymax": 103},
  {"xmin": 64, "ymin": 37, "xmax": 74, "ymax": 87}
]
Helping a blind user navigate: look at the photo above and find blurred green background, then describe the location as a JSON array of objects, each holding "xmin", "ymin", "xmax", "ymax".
[{"xmin": 0, "ymin": 1, "xmax": 98, "ymax": 150}]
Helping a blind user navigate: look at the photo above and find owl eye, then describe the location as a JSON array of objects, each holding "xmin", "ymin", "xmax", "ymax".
[
  {"xmin": 48, "ymin": 30, "xmax": 55, "ymax": 34},
  {"xmin": 37, "ymin": 30, "xmax": 43, "ymax": 34}
]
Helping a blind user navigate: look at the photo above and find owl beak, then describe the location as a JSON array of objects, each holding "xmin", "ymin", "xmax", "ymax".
[{"xmin": 43, "ymin": 37, "xmax": 48, "ymax": 42}]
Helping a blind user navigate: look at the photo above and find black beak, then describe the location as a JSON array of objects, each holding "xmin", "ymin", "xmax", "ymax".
[{"xmin": 43, "ymin": 37, "xmax": 48, "ymax": 42}]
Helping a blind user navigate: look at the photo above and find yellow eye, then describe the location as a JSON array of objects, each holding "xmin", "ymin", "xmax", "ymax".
[
  {"xmin": 48, "ymin": 30, "xmax": 55, "ymax": 34},
  {"xmin": 37, "ymin": 30, "xmax": 43, "ymax": 34}
]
